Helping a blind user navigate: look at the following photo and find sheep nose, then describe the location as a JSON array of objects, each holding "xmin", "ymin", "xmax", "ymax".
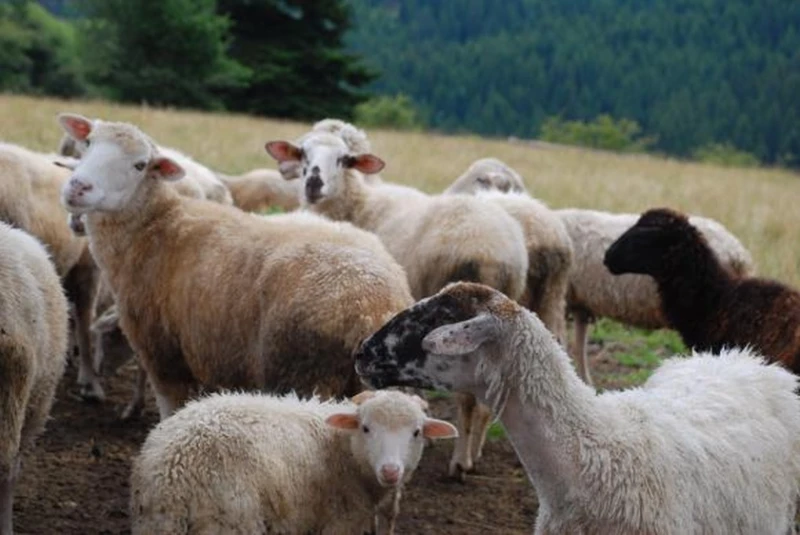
[
  {"xmin": 380, "ymin": 463, "xmax": 401, "ymax": 484},
  {"xmin": 69, "ymin": 177, "xmax": 93, "ymax": 195}
]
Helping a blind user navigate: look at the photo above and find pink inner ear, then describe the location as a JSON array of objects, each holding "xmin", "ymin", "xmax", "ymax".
[
  {"xmin": 423, "ymin": 418, "xmax": 459, "ymax": 439},
  {"xmin": 63, "ymin": 116, "xmax": 92, "ymax": 141},
  {"xmin": 352, "ymin": 154, "xmax": 385, "ymax": 174},
  {"xmin": 265, "ymin": 141, "xmax": 301, "ymax": 163},
  {"xmin": 153, "ymin": 158, "xmax": 183, "ymax": 179},
  {"xmin": 325, "ymin": 413, "xmax": 360, "ymax": 430}
]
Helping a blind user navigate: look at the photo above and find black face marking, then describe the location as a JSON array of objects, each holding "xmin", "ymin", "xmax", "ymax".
[{"xmin": 354, "ymin": 293, "xmax": 473, "ymax": 389}]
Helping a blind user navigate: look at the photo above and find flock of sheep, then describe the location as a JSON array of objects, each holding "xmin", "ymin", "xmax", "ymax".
[{"xmin": 1, "ymin": 111, "xmax": 800, "ymax": 534}]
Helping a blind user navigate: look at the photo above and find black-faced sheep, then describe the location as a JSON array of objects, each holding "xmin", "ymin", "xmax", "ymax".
[{"xmin": 355, "ymin": 282, "xmax": 800, "ymax": 534}]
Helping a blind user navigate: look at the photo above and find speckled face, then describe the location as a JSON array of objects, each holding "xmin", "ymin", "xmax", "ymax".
[{"xmin": 355, "ymin": 283, "xmax": 506, "ymax": 391}]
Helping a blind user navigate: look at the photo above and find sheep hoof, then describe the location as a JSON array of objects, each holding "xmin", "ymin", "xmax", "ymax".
[
  {"xmin": 448, "ymin": 462, "xmax": 468, "ymax": 483},
  {"xmin": 79, "ymin": 382, "xmax": 106, "ymax": 403}
]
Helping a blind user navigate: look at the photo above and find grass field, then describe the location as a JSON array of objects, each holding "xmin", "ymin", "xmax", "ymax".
[{"xmin": 1, "ymin": 93, "xmax": 797, "ymax": 389}]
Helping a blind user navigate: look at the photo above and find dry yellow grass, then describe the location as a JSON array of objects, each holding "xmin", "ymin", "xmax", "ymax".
[{"xmin": 2, "ymin": 93, "xmax": 799, "ymax": 285}]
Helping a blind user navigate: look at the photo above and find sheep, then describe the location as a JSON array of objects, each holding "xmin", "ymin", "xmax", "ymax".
[
  {"xmin": 59, "ymin": 129, "xmax": 234, "ymax": 205},
  {"xmin": 444, "ymin": 157, "xmax": 527, "ymax": 195},
  {"xmin": 559, "ymin": 208, "xmax": 755, "ymax": 384},
  {"xmin": 604, "ymin": 207, "xmax": 800, "ymax": 373},
  {"xmin": 354, "ymin": 281, "xmax": 800, "ymax": 535},
  {"xmin": 0, "ymin": 142, "xmax": 102, "ymax": 402},
  {"xmin": 217, "ymin": 168, "xmax": 301, "ymax": 212},
  {"xmin": 58, "ymin": 113, "xmax": 414, "ymax": 420},
  {"xmin": 0, "ymin": 222, "xmax": 69, "ymax": 535},
  {"xmin": 442, "ymin": 158, "xmax": 573, "ymax": 362},
  {"xmin": 266, "ymin": 130, "xmax": 528, "ymax": 481},
  {"xmin": 130, "ymin": 389, "xmax": 457, "ymax": 535}
]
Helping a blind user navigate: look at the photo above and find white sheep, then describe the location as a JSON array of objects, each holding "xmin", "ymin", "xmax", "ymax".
[
  {"xmin": 58, "ymin": 113, "xmax": 414, "ymax": 420},
  {"xmin": 0, "ymin": 142, "xmax": 102, "ymax": 401},
  {"xmin": 355, "ymin": 282, "xmax": 800, "ymax": 535},
  {"xmin": 266, "ymin": 129, "xmax": 529, "ymax": 480},
  {"xmin": 0, "ymin": 222, "xmax": 69, "ymax": 535},
  {"xmin": 557, "ymin": 208, "xmax": 755, "ymax": 384},
  {"xmin": 444, "ymin": 157, "xmax": 527, "ymax": 195},
  {"xmin": 130, "ymin": 389, "xmax": 457, "ymax": 535}
]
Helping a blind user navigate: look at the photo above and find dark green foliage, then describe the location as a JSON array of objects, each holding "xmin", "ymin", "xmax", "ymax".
[
  {"xmin": 346, "ymin": 0, "xmax": 800, "ymax": 166},
  {"xmin": 540, "ymin": 115, "xmax": 654, "ymax": 153},
  {"xmin": 79, "ymin": 0, "xmax": 250, "ymax": 109},
  {"xmin": 0, "ymin": 2, "xmax": 86, "ymax": 96},
  {"xmin": 216, "ymin": 0, "xmax": 377, "ymax": 120},
  {"xmin": 354, "ymin": 94, "xmax": 423, "ymax": 130}
]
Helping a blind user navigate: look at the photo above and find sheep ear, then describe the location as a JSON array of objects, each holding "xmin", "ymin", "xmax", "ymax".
[
  {"xmin": 266, "ymin": 141, "xmax": 302, "ymax": 163},
  {"xmin": 421, "ymin": 314, "xmax": 498, "ymax": 356},
  {"xmin": 423, "ymin": 418, "xmax": 458, "ymax": 439},
  {"xmin": 148, "ymin": 156, "xmax": 185, "ymax": 182},
  {"xmin": 325, "ymin": 413, "xmax": 359, "ymax": 430},
  {"xmin": 345, "ymin": 154, "xmax": 384, "ymax": 175},
  {"xmin": 58, "ymin": 113, "xmax": 93, "ymax": 141},
  {"xmin": 351, "ymin": 390, "xmax": 377, "ymax": 405}
]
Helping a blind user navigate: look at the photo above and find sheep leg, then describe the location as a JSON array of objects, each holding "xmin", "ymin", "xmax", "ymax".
[
  {"xmin": 147, "ymin": 373, "xmax": 191, "ymax": 421},
  {"xmin": 449, "ymin": 392, "xmax": 476, "ymax": 481},
  {"xmin": 571, "ymin": 310, "xmax": 593, "ymax": 386},
  {"xmin": 469, "ymin": 402, "xmax": 493, "ymax": 468},
  {"xmin": 0, "ymin": 457, "xmax": 19, "ymax": 535},
  {"xmin": 120, "ymin": 365, "xmax": 148, "ymax": 421},
  {"xmin": 64, "ymin": 263, "xmax": 103, "ymax": 402}
]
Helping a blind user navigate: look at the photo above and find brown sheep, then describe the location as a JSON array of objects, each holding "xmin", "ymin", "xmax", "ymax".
[
  {"xmin": 58, "ymin": 113, "xmax": 413, "ymax": 420},
  {"xmin": 604, "ymin": 207, "xmax": 800, "ymax": 373}
]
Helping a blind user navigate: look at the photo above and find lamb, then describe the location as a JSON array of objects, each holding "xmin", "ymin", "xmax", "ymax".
[
  {"xmin": 0, "ymin": 222, "xmax": 69, "ymax": 535},
  {"xmin": 0, "ymin": 142, "xmax": 102, "ymax": 401},
  {"xmin": 444, "ymin": 157, "xmax": 527, "ymax": 195},
  {"xmin": 59, "ymin": 129, "xmax": 233, "ymax": 205},
  {"xmin": 559, "ymin": 208, "xmax": 754, "ymax": 384},
  {"xmin": 217, "ymin": 168, "xmax": 300, "ymax": 212},
  {"xmin": 130, "ymin": 389, "xmax": 457, "ymax": 535},
  {"xmin": 354, "ymin": 281, "xmax": 800, "ymax": 534},
  {"xmin": 58, "ymin": 113, "xmax": 414, "ymax": 420},
  {"xmin": 265, "ymin": 129, "xmax": 529, "ymax": 480},
  {"xmin": 604, "ymin": 207, "xmax": 800, "ymax": 373}
]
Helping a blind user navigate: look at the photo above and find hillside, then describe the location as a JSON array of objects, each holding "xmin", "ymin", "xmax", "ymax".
[{"xmin": 345, "ymin": 0, "xmax": 800, "ymax": 165}]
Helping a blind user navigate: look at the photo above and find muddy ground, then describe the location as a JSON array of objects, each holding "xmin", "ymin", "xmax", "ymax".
[{"xmin": 14, "ymin": 345, "xmax": 624, "ymax": 534}]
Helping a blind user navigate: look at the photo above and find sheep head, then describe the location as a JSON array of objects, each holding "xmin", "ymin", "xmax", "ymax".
[
  {"xmin": 354, "ymin": 282, "xmax": 521, "ymax": 395},
  {"xmin": 604, "ymin": 207, "xmax": 700, "ymax": 277},
  {"xmin": 325, "ymin": 390, "xmax": 457, "ymax": 488},
  {"xmin": 57, "ymin": 114, "xmax": 184, "ymax": 214},
  {"xmin": 265, "ymin": 131, "xmax": 383, "ymax": 207}
]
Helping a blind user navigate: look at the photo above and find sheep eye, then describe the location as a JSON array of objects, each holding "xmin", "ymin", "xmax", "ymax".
[
  {"xmin": 362, "ymin": 425, "xmax": 370, "ymax": 433},
  {"xmin": 134, "ymin": 162, "xmax": 146, "ymax": 171},
  {"xmin": 413, "ymin": 429, "xmax": 420, "ymax": 438}
]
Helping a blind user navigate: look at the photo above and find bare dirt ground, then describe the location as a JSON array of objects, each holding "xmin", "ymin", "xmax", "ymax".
[{"xmin": 15, "ymin": 343, "xmax": 622, "ymax": 535}]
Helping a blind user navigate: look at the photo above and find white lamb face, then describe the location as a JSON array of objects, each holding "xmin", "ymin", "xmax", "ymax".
[
  {"xmin": 326, "ymin": 391, "xmax": 457, "ymax": 488},
  {"xmin": 57, "ymin": 114, "xmax": 184, "ymax": 214},
  {"xmin": 265, "ymin": 135, "xmax": 384, "ymax": 205}
]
